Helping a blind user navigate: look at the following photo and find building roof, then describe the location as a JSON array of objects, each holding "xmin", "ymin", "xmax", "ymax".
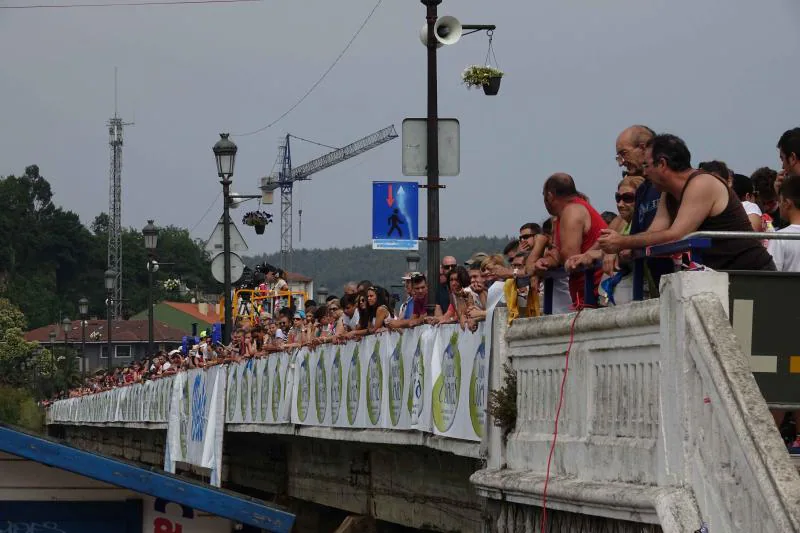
[
  {"xmin": 0, "ymin": 423, "xmax": 294, "ymax": 532},
  {"xmin": 163, "ymin": 301, "xmax": 218, "ymax": 324},
  {"xmin": 25, "ymin": 319, "xmax": 187, "ymax": 344},
  {"xmin": 285, "ymin": 271, "xmax": 312, "ymax": 283}
]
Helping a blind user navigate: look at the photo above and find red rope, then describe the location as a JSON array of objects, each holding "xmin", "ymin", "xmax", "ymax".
[{"xmin": 540, "ymin": 306, "xmax": 583, "ymax": 531}]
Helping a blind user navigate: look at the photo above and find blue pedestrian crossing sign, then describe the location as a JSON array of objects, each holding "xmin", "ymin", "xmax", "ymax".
[{"xmin": 372, "ymin": 181, "xmax": 419, "ymax": 250}]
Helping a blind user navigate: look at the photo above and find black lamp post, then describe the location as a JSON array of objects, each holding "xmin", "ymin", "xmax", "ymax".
[
  {"xmin": 62, "ymin": 317, "xmax": 71, "ymax": 373},
  {"xmin": 406, "ymin": 252, "xmax": 421, "ymax": 273},
  {"xmin": 79, "ymin": 297, "xmax": 88, "ymax": 372},
  {"xmin": 142, "ymin": 219, "xmax": 159, "ymax": 356},
  {"xmin": 104, "ymin": 269, "xmax": 116, "ymax": 373},
  {"xmin": 49, "ymin": 330, "xmax": 56, "ymax": 354},
  {"xmin": 213, "ymin": 133, "xmax": 238, "ymax": 345},
  {"xmin": 317, "ymin": 286, "xmax": 329, "ymax": 305}
]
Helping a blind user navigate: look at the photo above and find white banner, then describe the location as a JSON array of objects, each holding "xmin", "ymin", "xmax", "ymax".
[
  {"xmin": 49, "ymin": 323, "xmax": 490, "ymax": 446},
  {"xmin": 165, "ymin": 365, "xmax": 226, "ymax": 486}
]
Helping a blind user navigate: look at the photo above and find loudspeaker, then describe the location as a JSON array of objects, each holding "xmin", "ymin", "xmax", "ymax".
[{"xmin": 418, "ymin": 15, "xmax": 462, "ymax": 48}]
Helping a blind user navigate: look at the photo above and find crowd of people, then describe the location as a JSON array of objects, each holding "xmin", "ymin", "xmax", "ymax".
[{"xmin": 50, "ymin": 124, "xmax": 800, "ymax": 401}]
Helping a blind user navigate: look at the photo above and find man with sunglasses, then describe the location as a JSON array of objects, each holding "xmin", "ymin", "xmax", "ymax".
[{"xmin": 436, "ymin": 256, "xmax": 458, "ymax": 313}]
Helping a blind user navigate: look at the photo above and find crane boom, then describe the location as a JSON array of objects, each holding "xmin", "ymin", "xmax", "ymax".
[
  {"xmin": 291, "ymin": 125, "xmax": 397, "ymax": 180},
  {"xmin": 260, "ymin": 125, "xmax": 398, "ymax": 272}
]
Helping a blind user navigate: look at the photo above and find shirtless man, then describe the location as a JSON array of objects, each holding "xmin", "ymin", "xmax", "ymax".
[{"xmin": 598, "ymin": 134, "xmax": 775, "ymax": 271}]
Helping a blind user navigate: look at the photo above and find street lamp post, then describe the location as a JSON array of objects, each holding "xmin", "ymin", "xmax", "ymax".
[
  {"xmin": 104, "ymin": 269, "xmax": 116, "ymax": 373},
  {"xmin": 79, "ymin": 297, "xmax": 88, "ymax": 373},
  {"xmin": 406, "ymin": 252, "xmax": 421, "ymax": 273},
  {"xmin": 142, "ymin": 220, "xmax": 159, "ymax": 356},
  {"xmin": 422, "ymin": 0, "xmax": 441, "ymax": 315},
  {"xmin": 62, "ymin": 317, "xmax": 71, "ymax": 373},
  {"xmin": 213, "ymin": 133, "xmax": 238, "ymax": 345},
  {"xmin": 49, "ymin": 330, "xmax": 56, "ymax": 354}
]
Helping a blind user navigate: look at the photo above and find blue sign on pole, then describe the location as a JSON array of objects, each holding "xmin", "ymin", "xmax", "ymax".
[{"xmin": 372, "ymin": 181, "xmax": 419, "ymax": 250}]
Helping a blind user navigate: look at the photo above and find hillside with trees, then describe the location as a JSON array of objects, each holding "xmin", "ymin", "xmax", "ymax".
[
  {"xmin": 246, "ymin": 235, "xmax": 513, "ymax": 297},
  {"xmin": 0, "ymin": 165, "xmax": 215, "ymax": 329}
]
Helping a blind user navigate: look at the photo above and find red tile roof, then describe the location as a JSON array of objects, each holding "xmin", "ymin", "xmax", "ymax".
[
  {"xmin": 285, "ymin": 271, "xmax": 312, "ymax": 282},
  {"xmin": 25, "ymin": 319, "xmax": 187, "ymax": 344},
  {"xmin": 163, "ymin": 301, "xmax": 218, "ymax": 324}
]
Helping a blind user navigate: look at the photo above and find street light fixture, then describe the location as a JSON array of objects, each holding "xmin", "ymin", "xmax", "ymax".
[
  {"xmin": 142, "ymin": 219, "xmax": 159, "ymax": 356},
  {"xmin": 104, "ymin": 269, "xmax": 116, "ymax": 373},
  {"xmin": 406, "ymin": 252, "xmax": 421, "ymax": 273},
  {"xmin": 317, "ymin": 286, "xmax": 329, "ymax": 305},
  {"xmin": 213, "ymin": 133, "xmax": 238, "ymax": 345},
  {"xmin": 79, "ymin": 297, "xmax": 88, "ymax": 373}
]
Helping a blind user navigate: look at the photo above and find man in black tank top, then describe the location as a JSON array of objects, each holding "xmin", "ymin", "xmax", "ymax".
[{"xmin": 598, "ymin": 133, "xmax": 776, "ymax": 271}]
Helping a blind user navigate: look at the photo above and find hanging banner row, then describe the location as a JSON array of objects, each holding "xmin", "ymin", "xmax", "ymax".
[{"xmin": 48, "ymin": 323, "xmax": 490, "ymax": 476}]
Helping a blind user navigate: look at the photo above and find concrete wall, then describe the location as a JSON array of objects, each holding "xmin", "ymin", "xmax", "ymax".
[
  {"xmin": 56, "ymin": 426, "xmax": 483, "ymax": 533},
  {"xmin": 473, "ymin": 272, "xmax": 800, "ymax": 533}
]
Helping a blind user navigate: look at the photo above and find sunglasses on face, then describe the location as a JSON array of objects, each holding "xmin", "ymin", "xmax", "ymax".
[
  {"xmin": 615, "ymin": 192, "xmax": 636, "ymax": 203},
  {"xmin": 441, "ymin": 264, "xmax": 456, "ymax": 271},
  {"xmin": 519, "ymin": 233, "xmax": 535, "ymax": 241}
]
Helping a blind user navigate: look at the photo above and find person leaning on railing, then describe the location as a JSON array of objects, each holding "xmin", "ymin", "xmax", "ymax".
[{"xmin": 597, "ymin": 133, "xmax": 776, "ymax": 272}]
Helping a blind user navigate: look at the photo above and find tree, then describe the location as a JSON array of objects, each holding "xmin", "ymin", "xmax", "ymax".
[{"xmin": 0, "ymin": 298, "xmax": 54, "ymax": 390}]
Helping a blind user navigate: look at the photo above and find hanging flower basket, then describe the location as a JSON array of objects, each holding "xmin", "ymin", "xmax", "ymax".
[
  {"xmin": 461, "ymin": 65, "xmax": 504, "ymax": 95},
  {"xmin": 162, "ymin": 278, "xmax": 181, "ymax": 291},
  {"xmin": 242, "ymin": 211, "xmax": 273, "ymax": 234}
]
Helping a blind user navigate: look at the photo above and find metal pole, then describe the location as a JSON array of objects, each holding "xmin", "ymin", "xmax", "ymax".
[
  {"xmin": 147, "ymin": 258, "xmax": 154, "ymax": 355},
  {"xmin": 81, "ymin": 319, "xmax": 87, "ymax": 373},
  {"xmin": 222, "ymin": 179, "xmax": 233, "ymax": 344},
  {"xmin": 107, "ymin": 293, "xmax": 113, "ymax": 374},
  {"xmin": 424, "ymin": 0, "xmax": 441, "ymax": 315}
]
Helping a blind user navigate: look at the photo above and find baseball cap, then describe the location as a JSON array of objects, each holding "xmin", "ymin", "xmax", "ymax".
[
  {"xmin": 294, "ymin": 310, "xmax": 306, "ymax": 319},
  {"xmin": 465, "ymin": 252, "xmax": 489, "ymax": 268}
]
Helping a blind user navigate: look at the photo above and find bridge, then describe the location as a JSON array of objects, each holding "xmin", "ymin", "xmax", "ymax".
[{"xmin": 47, "ymin": 270, "xmax": 800, "ymax": 532}]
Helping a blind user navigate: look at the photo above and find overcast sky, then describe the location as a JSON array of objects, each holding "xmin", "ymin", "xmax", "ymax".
[{"xmin": 2, "ymin": 0, "xmax": 800, "ymax": 257}]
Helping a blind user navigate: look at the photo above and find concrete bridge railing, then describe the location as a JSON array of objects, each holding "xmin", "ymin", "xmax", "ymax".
[{"xmin": 472, "ymin": 271, "xmax": 800, "ymax": 533}]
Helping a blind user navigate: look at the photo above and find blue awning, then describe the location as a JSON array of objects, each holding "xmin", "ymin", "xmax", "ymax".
[{"xmin": 0, "ymin": 423, "xmax": 294, "ymax": 533}]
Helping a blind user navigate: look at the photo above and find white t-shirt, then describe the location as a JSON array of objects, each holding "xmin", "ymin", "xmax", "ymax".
[
  {"xmin": 768, "ymin": 225, "xmax": 800, "ymax": 272},
  {"xmin": 742, "ymin": 200, "xmax": 762, "ymax": 217}
]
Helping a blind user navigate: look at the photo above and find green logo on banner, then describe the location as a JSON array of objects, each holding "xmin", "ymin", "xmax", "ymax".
[
  {"xmin": 407, "ymin": 337, "xmax": 425, "ymax": 422},
  {"xmin": 227, "ymin": 369, "xmax": 238, "ymax": 420},
  {"xmin": 346, "ymin": 346, "xmax": 361, "ymax": 425},
  {"xmin": 389, "ymin": 337, "xmax": 404, "ymax": 426},
  {"xmin": 330, "ymin": 349, "xmax": 343, "ymax": 424},
  {"xmin": 366, "ymin": 343, "xmax": 383, "ymax": 426},
  {"xmin": 469, "ymin": 336, "xmax": 487, "ymax": 438},
  {"xmin": 260, "ymin": 362, "xmax": 270, "ymax": 422},
  {"xmin": 296, "ymin": 353, "xmax": 311, "ymax": 422},
  {"xmin": 241, "ymin": 367, "xmax": 248, "ymax": 420},
  {"xmin": 250, "ymin": 365, "xmax": 258, "ymax": 418},
  {"xmin": 315, "ymin": 354, "xmax": 328, "ymax": 422},
  {"xmin": 272, "ymin": 359, "xmax": 282, "ymax": 421},
  {"xmin": 433, "ymin": 331, "xmax": 461, "ymax": 433}
]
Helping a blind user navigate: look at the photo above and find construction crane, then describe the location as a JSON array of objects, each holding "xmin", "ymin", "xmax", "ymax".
[{"xmin": 260, "ymin": 125, "xmax": 398, "ymax": 271}]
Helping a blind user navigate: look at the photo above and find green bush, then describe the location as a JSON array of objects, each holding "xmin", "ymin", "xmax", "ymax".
[{"xmin": 0, "ymin": 386, "xmax": 44, "ymax": 432}]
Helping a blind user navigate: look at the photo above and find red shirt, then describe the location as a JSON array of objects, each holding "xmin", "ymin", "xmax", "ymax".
[{"xmin": 553, "ymin": 197, "xmax": 607, "ymax": 306}]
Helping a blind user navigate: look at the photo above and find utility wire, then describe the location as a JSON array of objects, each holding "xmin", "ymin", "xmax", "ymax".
[
  {"xmin": 1, "ymin": 0, "xmax": 258, "ymax": 8},
  {"xmin": 232, "ymin": 0, "xmax": 384, "ymax": 137},
  {"xmin": 189, "ymin": 191, "xmax": 221, "ymax": 235}
]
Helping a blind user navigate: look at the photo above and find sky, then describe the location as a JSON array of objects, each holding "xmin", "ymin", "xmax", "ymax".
[{"xmin": 2, "ymin": 0, "xmax": 800, "ymax": 258}]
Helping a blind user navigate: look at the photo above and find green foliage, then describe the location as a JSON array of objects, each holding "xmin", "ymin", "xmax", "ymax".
[
  {"xmin": 246, "ymin": 235, "xmax": 513, "ymax": 297},
  {"xmin": 0, "ymin": 166, "xmax": 215, "ymax": 328},
  {"xmin": 461, "ymin": 65, "xmax": 504, "ymax": 88},
  {"xmin": 0, "ymin": 385, "xmax": 44, "ymax": 432},
  {"xmin": 487, "ymin": 360, "xmax": 517, "ymax": 439}
]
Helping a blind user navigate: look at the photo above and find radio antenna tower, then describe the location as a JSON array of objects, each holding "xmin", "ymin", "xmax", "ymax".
[{"xmin": 107, "ymin": 68, "xmax": 133, "ymax": 319}]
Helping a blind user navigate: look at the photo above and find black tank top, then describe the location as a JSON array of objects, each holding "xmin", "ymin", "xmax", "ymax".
[{"xmin": 665, "ymin": 171, "xmax": 775, "ymax": 271}]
